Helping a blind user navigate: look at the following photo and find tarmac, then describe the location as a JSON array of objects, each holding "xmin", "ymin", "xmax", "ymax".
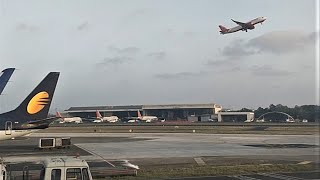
[
  {"xmin": 0, "ymin": 132, "xmax": 319, "ymax": 179},
  {"xmin": 1, "ymin": 133, "xmax": 319, "ymax": 163}
]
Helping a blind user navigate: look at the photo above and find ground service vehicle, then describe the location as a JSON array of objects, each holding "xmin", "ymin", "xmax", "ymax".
[
  {"xmin": 0, "ymin": 157, "xmax": 93, "ymax": 180},
  {"xmin": 0, "ymin": 162, "xmax": 6, "ymax": 180},
  {"xmin": 39, "ymin": 157, "xmax": 93, "ymax": 180}
]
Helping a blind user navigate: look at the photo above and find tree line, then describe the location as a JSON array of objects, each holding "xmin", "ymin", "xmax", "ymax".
[{"xmin": 237, "ymin": 104, "xmax": 320, "ymax": 122}]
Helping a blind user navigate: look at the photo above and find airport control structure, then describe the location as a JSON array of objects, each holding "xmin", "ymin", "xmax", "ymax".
[{"xmin": 64, "ymin": 103, "xmax": 255, "ymax": 122}]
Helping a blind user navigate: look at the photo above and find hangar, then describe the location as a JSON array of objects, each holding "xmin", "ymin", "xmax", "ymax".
[{"xmin": 64, "ymin": 103, "xmax": 222, "ymax": 121}]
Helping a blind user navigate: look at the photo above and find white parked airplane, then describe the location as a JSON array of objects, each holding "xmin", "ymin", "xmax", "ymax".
[
  {"xmin": 94, "ymin": 110, "xmax": 119, "ymax": 123},
  {"xmin": 137, "ymin": 110, "xmax": 158, "ymax": 122},
  {"xmin": 219, "ymin": 17, "xmax": 267, "ymax": 34},
  {"xmin": 56, "ymin": 112, "xmax": 83, "ymax": 124}
]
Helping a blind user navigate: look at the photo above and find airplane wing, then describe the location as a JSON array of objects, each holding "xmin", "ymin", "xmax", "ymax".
[
  {"xmin": 27, "ymin": 116, "xmax": 59, "ymax": 124},
  {"xmin": 231, "ymin": 19, "xmax": 247, "ymax": 27},
  {"xmin": 21, "ymin": 117, "xmax": 60, "ymax": 129}
]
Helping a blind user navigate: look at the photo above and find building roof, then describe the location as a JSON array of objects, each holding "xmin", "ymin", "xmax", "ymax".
[
  {"xmin": 65, "ymin": 103, "xmax": 218, "ymax": 112},
  {"xmin": 42, "ymin": 157, "xmax": 89, "ymax": 168},
  {"xmin": 218, "ymin": 112, "xmax": 254, "ymax": 115},
  {"xmin": 65, "ymin": 105, "xmax": 143, "ymax": 112},
  {"xmin": 143, "ymin": 103, "xmax": 217, "ymax": 109}
]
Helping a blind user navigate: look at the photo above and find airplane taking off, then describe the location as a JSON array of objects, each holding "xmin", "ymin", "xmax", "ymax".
[
  {"xmin": 219, "ymin": 17, "xmax": 267, "ymax": 34},
  {"xmin": 0, "ymin": 68, "xmax": 15, "ymax": 95},
  {"xmin": 0, "ymin": 72, "xmax": 60, "ymax": 141}
]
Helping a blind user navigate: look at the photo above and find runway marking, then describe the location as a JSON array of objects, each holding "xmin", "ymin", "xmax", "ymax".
[
  {"xmin": 229, "ymin": 175, "xmax": 261, "ymax": 180},
  {"xmin": 194, "ymin": 157, "xmax": 206, "ymax": 166},
  {"xmin": 258, "ymin": 163, "xmax": 272, "ymax": 166},
  {"xmin": 73, "ymin": 144, "xmax": 115, "ymax": 167},
  {"xmin": 297, "ymin": 161, "xmax": 312, "ymax": 165},
  {"xmin": 259, "ymin": 173, "xmax": 305, "ymax": 180}
]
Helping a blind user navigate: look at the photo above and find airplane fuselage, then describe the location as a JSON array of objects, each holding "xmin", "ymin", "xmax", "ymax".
[
  {"xmin": 0, "ymin": 129, "xmax": 38, "ymax": 141},
  {"xmin": 139, "ymin": 116, "xmax": 158, "ymax": 121},
  {"xmin": 0, "ymin": 117, "xmax": 52, "ymax": 140},
  {"xmin": 101, "ymin": 116, "xmax": 119, "ymax": 123}
]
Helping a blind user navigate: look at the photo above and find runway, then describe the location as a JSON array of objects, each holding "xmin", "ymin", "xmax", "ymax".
[{"xmin": 1, "ymin": 133, "xmax": 318, "ymax": 164}]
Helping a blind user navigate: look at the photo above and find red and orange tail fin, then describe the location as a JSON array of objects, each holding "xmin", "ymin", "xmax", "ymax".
[
  {"xmin": 219, "ymin": 25, "xmax": 229, "ymax": 33},
  {"xmin": 137, "ymin": 110, "xmax": 142, "ymax": 118},
  {"xmin": 96, "ymin": 110, "xmax": 102, "ymax": 119},
  {"xmin": 56, "ymin": 111, "xmax": 62, "ymax": 118}
]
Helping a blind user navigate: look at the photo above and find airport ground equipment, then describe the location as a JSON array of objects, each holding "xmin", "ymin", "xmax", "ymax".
[
  {"xmin": 38, "ymin": 137, "xmax": 71, "ymax": 149},
  {"xmin": 5, "ymin": 157, "xmax": 94, "ymax": 180},
  {"xmin": 2, "ymin": 157, "xmax": 137, "ymax": 179}
]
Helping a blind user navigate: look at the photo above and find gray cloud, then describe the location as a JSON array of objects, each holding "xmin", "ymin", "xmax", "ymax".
[
  {"xmin": 221, "ymin": 31, "xmax": 316, "ymax": 57},
  {"xmin": 77, "ymin": 22, "xmax": 89, "ymax": 31},
  {"xmin": 205, "ymin": 59, "xmax": 235, "ymax": 67},
  {"xmin": 166, "ymin": 28, "xmax": 198, "ymax": 38},
  {"xmin": 16, "ymin": 23, "xmax": 38, "ymax": 32},
  {"xmin": 147, "ymin": 51, "xmax": 166, "ymax": 60},
  {"xmin": 250, "ymin": 65, "xmax": 293, "ymax": 77},
  {"xmin": 205, "ymin": 59, "xmax": 243, "ymax": 74},
  {"xmin": 247, "ymin": 31, "xmax": 315, "ymax": 54},
  {"xmin": 96, "ymin": 56, "xmax": 133, "ymax": 68},
  {"xmin": 108, "ymin": 46, "xmax": 140, "ymax": 55},
  {"xmin": 220, "ymin": 39, "xmax": 255, "ymax": 57},
  {"xmin": 183, "ymin": 31, "xmax": 197, "ymax": 37},
  {"xmin": 130, "ymin": 9, "xmax": 149, "ymax": 17},
  {"xmin": 154, "ymin": 71, "xmax": 207, "ymax": 80}
]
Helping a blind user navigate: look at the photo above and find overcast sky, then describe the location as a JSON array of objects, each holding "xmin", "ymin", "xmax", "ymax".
[{"xmin": 0, "ymin": 0, "xmax": 318, "ymax": 112}]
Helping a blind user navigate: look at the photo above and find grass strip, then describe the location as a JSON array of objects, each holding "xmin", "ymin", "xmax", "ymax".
[{"xmin": 106, "ymin": 163, "xmax": 317, "ymax": 180}]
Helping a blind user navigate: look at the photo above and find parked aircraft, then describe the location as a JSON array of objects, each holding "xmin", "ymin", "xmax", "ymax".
[
  {"xmin": 0, "ymin": 72, "xmax": 60, "ymax": 141},
  {"xmin": 219, "ymin": 17, "xmax": 266, "ymax": 34},
  {"xmin": 255, "ymin": 119, "xmax": 265, "ymax": 123},
  {"xmin": 137, "ymin": 110, "xmax": 158, "ymax": 122},
  {"xmin": 0, "ymin": 68, "xmax": 15, "ymax": 95},
  {"xmin": 93, "ymin": 110, "xmax": 119, "ymax": 123},
  {"xmin": 286, "ymin": 118, "xmax": 295, "ymax": 123},
  {"xmin": 244, "ymin": 119, "xmax": 254, "ymax": 123},
  {"xmin": 127, "ymin": 119, "xmax": 140, "ymax": 123},
  {"xmin": 56, "ymin": 112, "xmax": 83, "ymax": 124}
]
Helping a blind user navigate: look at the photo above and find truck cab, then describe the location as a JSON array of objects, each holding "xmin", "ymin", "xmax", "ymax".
[{"xmin": 39, "ymin": 157, "xmax": 93, "ymax": 180}]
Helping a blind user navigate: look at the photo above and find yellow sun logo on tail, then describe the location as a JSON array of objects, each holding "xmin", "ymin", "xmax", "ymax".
[{"xmin": 27, "ymin": 91, "xmax": 50, "ymax": 114}]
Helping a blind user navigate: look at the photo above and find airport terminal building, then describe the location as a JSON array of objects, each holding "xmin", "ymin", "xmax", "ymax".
[{"xmin": 64, "ymin": 103, "xmax": 223, "ymax": 121}]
